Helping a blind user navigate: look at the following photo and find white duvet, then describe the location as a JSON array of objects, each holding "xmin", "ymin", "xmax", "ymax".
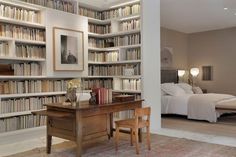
[
  {"xmin": 187, "ymin": 93, "xmax": 235, "ymax": 122},
  {"xmin": 162, "ymin": 93, "xmax": 236, "ymax": 122}
]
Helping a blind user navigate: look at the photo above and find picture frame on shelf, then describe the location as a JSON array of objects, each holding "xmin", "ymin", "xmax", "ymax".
[{"xmin": 53, "ymin": 27, "xmax": 84, "ymax": 71}]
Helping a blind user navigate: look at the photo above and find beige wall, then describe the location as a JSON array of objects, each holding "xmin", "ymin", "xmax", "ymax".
[
  {"xmin": 188, "ymin": 27, "xmax": 236, "ymax": 95},
  {"xmin": 161, "ymin": 27, "xmax": 188, "ymax": 69}
]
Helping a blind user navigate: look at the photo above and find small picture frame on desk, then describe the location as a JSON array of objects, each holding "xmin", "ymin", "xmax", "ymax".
[{"xmin": 53, "ymin": 27, "xmax": 84, "ymax": 71}]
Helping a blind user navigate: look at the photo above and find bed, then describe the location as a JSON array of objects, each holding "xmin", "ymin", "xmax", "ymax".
[{"xmin": 161, "ymin": 70, "xmax": 236, "ymax": 122}]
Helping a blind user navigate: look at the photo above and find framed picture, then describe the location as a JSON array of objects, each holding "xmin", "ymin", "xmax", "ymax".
[{"xmin": 53, "ymin": 27, "xmax": 84, "ymax": 71}]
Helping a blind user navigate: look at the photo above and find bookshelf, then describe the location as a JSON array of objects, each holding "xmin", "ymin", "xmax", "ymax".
[
  {"xmin": 0, "ymin": 1, "xmax": 72, "ymax": 134},
  {"xmin": 80, "ymin": 1, "xmax": 142, "ymax": 99}
]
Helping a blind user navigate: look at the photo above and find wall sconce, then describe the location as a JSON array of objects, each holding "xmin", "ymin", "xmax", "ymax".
[
  {"xmin": 178, "ymin": 70, "xmax": 185, "ymax": 77},
  {"xmin": 190, "ymin": 68, "xmax": 199, "ymax": 77},
  {"xmin": 190, "ymin": 68, "xmax": 199, "ymax": 86},
  {"xmin": 178, "ymin": 70, "xmax": 185, "ymax": 83}
]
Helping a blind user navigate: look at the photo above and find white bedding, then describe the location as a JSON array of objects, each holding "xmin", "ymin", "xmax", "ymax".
[{"xmin": 162, "ymin": 93, "xmax": 236, "ymax": 122}]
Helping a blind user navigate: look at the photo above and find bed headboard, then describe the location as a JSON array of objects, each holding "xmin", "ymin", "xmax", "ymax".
[{"xmin": 161, "ymin": 69, "xmax": 178, "ymax": 83}]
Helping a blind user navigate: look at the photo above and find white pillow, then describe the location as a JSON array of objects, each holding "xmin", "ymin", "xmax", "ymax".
[
  {"xmin": 177, "ymin": 83, "xmax": 194, "ymax": 94},
  {"xmin": 192, "ymin": 87, "xmax": 203, "ymax": 94},
  {"xmin": 161, "ymin": 83, "xmax": 186, "ymax": 96}
]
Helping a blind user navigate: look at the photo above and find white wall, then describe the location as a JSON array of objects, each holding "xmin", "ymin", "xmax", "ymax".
[
  {"xmin": 44, "ymin": 9, "xmax": 88, "ymax": 77},
  {"xmin": 142, "ymin": 0, "xmax": 161, "ymax": 133}
]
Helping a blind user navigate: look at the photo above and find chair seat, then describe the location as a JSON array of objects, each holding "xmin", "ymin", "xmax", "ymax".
[{"xmin": 115, "ymin": 118, "xmax": 148, "ymax": 128}]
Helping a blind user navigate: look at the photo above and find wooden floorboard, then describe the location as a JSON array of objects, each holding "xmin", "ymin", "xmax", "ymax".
[{"xmin": 162, "ymin": 115, "xmax": 236, "ymax": 138}]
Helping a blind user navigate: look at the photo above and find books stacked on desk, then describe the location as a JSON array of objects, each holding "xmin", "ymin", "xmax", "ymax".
[{"xmin": 92, "ymin": 88, "xmax": 112, "ymax": 105}]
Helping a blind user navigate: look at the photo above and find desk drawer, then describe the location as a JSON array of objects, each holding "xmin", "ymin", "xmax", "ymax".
[{"xmin": 48, "ymin": 117, "xmax": 76, "ymax": 140}]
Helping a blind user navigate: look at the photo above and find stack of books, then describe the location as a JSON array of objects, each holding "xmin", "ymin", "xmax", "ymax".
[{"xmin": 92, "ymin": 88, "xmax": 113, "ymax": 105}]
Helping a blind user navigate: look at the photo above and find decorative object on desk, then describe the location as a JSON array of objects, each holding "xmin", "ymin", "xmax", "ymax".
[
  {"xmin": 190, "ymin": 68, "xmax": 199, "ymax": 86},
  {"xmin": 89, "ymin": 92, "xmax": 97, "ymax": 105},
  {"xmin": 53, "ymin": 27, "xmax": 84, "ymax": 71},
  {"xmin": 65, "ymin": 79, "xmax": 81, "ymax": 106},
  {"xmin": 114, "ymin": 95, "xmax": 135, "ymax": 102}
]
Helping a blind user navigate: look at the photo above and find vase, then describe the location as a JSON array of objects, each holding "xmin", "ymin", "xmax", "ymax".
[{"xmin": 66, "ymin": 87, "xmax": 77, "ymax": 106}]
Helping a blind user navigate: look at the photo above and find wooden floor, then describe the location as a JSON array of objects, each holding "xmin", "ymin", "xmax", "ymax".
[{"xmin": 162, "ymin": 115, "xmax": 236, "ymax": 138}]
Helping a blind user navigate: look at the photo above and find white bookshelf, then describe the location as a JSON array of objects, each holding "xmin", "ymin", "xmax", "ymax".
[
  {"xmin": 0, "ymin": 16, "xmax": 45, "ymax": 29},
  {"xmin": 88, "ymin": 29, "xmax": 141, "ymax": 38},
  {"xmin": 0, "ymin": 91, "xmax": 66, "ymax": 99},
  {"xmin": 0, "ymin": 109, "xmax": 45, "ymax": 118},
  {"xmin": 88, "ymin": 44, "xmax": 141, "ymax": 51},
  {"xmin": 88, "ymin": 60, "xmax": 141, "ymax": 65}
]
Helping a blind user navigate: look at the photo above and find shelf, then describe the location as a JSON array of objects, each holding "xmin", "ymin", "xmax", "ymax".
[
  {"xmin": 15, "ymin": 39, "xmax": 46, "ymax": 45},
  {"xmin": 0, "ymin": 56, "xmax": 46, "ymax": 62},
  {"xmin": 0, "ymin": 36, "xmax": 46, "ymax": 45},
  {"xmin": 85, "ymin": 75, "xmax": 141, "ymax": 79},
  {"xmin": 88, "ymin": 60, "xmax": 141, "ymax": 65},
  {"xmin": 109, "ymin": 0, "xmax": 140, "ymax": 10},
  {"xmin": 0, "ymin": 109, "xmax": 45, "ymax": 118},
  {"xmin": 88, "ymin": 44, "xmax": 141, "ymax": 51},
  {"xmin": 87, "ymin": 13, "xmax": 140, "ymax": 25},
  {"xmin": 112, "ymin": 90, "xmax": 141, "ymax": 94},
  {"xmin": 0, "ymin": 0, "xmax": 41, "ymax": 11},
  {"xmin": 0, "ymin": 16, "xmax": 45, "ymax": 29},
  {"xmin": 88, "ymin": 29, "xmax": 140, "ymax": 38},
  {"xmin": 0, "ymin": 91, "xmax": 66, "ymax": 99},
  {"xmin": 0, "ymin": 76, "xmax": 49, "ymax": 79}
]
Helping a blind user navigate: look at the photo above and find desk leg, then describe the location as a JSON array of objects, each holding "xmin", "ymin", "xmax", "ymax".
[
  {"xmin": 138, "ymin": 129, "xmax": 142, "ymax": 143},
  {"xmin": 76, "ymin": 111, "xmax": 83, "ymax": 157},
  {"xmin": 46, "ymin": 135, "xmax": 52, "ymax": 154},
  {"xmin": 110, "ymin": 113, "xmax": 113, "ymax": 137}
]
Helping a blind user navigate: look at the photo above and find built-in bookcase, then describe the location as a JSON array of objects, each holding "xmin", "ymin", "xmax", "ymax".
[
  {"xmin": 82, "ymin": 1, "xmax": 142, "ymax": 120},
  {"xmin": 0, "ymin": 1, "xmax": 71, "ymax": 134}
]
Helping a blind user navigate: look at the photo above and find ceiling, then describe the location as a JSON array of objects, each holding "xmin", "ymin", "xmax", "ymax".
[
  {"xmin": 79, "ymin": 0, "xmax": 236, "ymax": 33},
  {"xmin": 78, "ymin": 0, "xmax": 129, "ymax": 10},
  {"xmin": 161, "ymin": 0, "xmax": 236, "ymax": 33}
]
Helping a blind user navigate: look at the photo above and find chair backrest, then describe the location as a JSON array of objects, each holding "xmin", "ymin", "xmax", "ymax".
[{"xmin": 134, "ymin": 107, "xmax": 151, "ymax": 126}]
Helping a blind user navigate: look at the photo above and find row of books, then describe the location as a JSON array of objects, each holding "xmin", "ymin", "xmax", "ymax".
[
  {"xmin": 0, "ymin": 80, "xmax": 67, "ymax": 94},
  {"xmin": 102, "ymin": 4, "xmax": 141, "ymax": 20},
  {"xmin": 0, "ymin": 95, "xmax": 65, "ymax": 114},
  {"xmin": 88, "ymin": 34, "xmax": 140, "ymax": 48},
  {"xmin": 120, "ymin": 19, "xmax": 140, "ymax": 31},
  {"xmin": 16, "ymin": 44, "xmax": 46, "ymax": 59},
  {"xmin": 0, "ymin": 42, "xmax": 9, "ymax": 57},
  {"xmin": 88, "ymin": 51, "xmax": 119, "ymax": 62},
  {"xmin": 113, "ymin": 79, "xmax": 141, "ymax": 91},
  {"xmin": 92, "ymin": 88, "xmax": 113, "ymax": 105},
  {"xmin": 0, "ymin": 4, "xmax": 40, "ymax": 23},
  {"xmin": 120, "ymin": 48, "xmax": 141, "ymax": 61},
  {"xmin": 88, "ymin": 64, "xmax": 141, "ymax": 76},
  {"xmin": 79, "ymin": 7, "xmax": 102, "ymax": 20},
  {"xmin": 79, "ymin": 4, "xmax": 140, "ymax": 20},
  {"xmin": 88, "ymin": 23, "xmax": 111, "ymax": 34},
  {"xmin": 21, "ymin": 0, "xmax": 77, "ymax": 14},
  {"xmin": 12, "ymin": 63, "xmax": 42, "ymax": 76},
  {"xmin": 0, "ymin": 115, "xmax": 46, "ymax": 133},
  {"xmin": 0, "ymin": 23, "xmax": 45, "ymax": 41},
  {"xmin": 83, "ymin": 79, "xmax": 113, "ymax": 90}
]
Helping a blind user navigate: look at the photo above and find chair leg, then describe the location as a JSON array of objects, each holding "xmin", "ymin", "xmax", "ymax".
[
  {"xmin": 130, "ymin": 128, "xmax": 133, "ymax": 146},
  {"xmin": 135, "ymin": 128, "xmax": 140, "ymax": 154},
  {"xmin": 115, "ymin": 125, "xmax": 120, "ymax": 151},
  {"xmin": 146, "ymin": 126, "xmax": 151, "ymax": 150}
]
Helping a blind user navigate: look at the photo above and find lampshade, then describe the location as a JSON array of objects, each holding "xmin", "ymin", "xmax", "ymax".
[
  {"xmin": 178, "ymin": 70, "xmax": 185, "ymax": 77},
  {"xmin": 190, "ymin": 68, "xmax": 199, "ymax": 77}
]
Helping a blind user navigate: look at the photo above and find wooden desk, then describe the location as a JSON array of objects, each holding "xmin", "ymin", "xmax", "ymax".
[{"xmin": 34, "ymin": 100, "xmax": 143, "ymax": 157}]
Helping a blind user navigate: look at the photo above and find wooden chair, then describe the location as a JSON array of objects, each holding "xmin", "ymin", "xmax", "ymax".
[{"xmin": 115, "ymin": 107, "xmax": 151, "ymax": 154}]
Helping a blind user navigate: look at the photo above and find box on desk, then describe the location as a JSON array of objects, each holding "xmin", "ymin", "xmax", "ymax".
[{"xmin": 114, "ymin": 95, "xmax": 135, "ymax": 102}]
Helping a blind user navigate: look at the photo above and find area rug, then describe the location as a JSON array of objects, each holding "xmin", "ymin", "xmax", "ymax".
[{"xmin": 5, "ymin": 134, "xmax": 236, "ymax": 157}]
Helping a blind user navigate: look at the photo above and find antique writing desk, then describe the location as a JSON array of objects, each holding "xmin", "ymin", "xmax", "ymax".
[{"xmin": 34, "ymin": 100, "xmax": 143, "ymax": 157}]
